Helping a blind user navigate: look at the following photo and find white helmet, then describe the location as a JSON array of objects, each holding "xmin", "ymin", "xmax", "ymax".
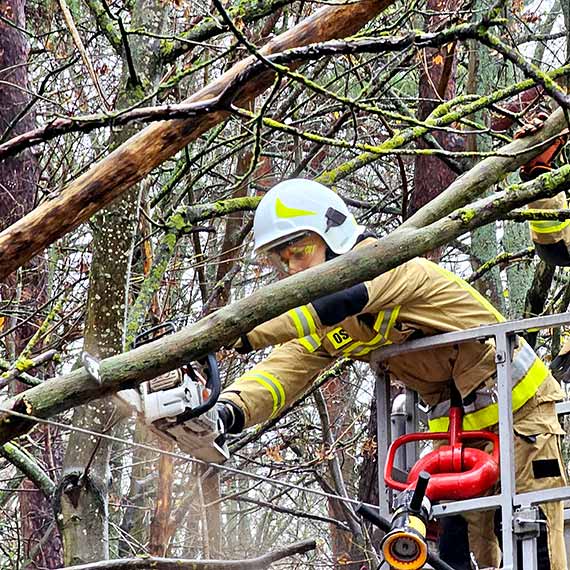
[{"xmin": 253, "ymin": 179, "xmax": 364, "ymax": 255}]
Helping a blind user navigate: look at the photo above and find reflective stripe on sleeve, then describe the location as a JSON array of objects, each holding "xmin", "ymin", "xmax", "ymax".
[
  {"xmin": 240, "ymin": 372, "xmax": 286, "ymax": 418},
  {"xmin": 344, "ymin": 306, "xmax": 401, "ymax": 357},
  {"xmin": 288, "ymin": 306, "xmax": 321, "ymax": 353},
  {"xmin": 529, "ymin": 219, "xmax": 570, "ymax": 234}
]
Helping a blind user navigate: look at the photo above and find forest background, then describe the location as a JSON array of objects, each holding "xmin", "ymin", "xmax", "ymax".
[{"xmin": 0, "ymin": 0, "xmax": 569, "ymax": 567}]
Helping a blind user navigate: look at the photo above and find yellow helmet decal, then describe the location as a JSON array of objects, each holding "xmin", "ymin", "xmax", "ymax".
[{"xmin": 275, "ymin": 197, "xmax": 316, "ymax": 219}]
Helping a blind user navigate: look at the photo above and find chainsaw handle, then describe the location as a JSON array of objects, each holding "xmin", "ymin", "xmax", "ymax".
[
  {"xmin": 176, "ymin": 353, "xmax": 221, "ymax": 422},
  {"xmin": 199, "ymin": 353, "xmax": 221, "ymax": 406}
]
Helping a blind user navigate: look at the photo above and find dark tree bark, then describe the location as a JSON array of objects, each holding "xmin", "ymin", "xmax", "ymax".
[
  {"xmin": 408, "ymin": 0, "xmax": 464, "ymax": 220},
  {"xmin": 0, "ymin": 2, "xmax": 62, "ymax": 567},
  {"xmin": 0, "ymin": 0, "xmax": 38, "ymax": 230}
]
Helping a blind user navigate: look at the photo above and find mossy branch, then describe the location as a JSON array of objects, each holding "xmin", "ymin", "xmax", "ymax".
[
  {"xmin": 504, "ymin": 208, "xmax": 570, "ymax": 222},
  {"xmin": 0, "ymin": 442, "xmax": 55, "ymax": 498},
  {"xmin": 318, "ymin": 66, "xmax": 570, "ymax": 186},
  {"xmin": 467, "ymin": 248, "xmax": 535, "ymax": 284}
]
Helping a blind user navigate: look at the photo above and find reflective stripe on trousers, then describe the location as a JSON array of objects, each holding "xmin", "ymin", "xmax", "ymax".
[
  {"xmin": 428, "ymin": 341, "xmax": 550, "ymax": 431},
  {"xmin": 239, "ymin": 371, "xmax": 286, "ymax": 418}
]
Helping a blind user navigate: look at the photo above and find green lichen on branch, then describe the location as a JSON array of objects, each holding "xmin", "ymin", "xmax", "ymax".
[
  {"xmin": 505, "ymin": 208, "xmax": 570, "ymax": 222},
  {"xmin": 172, "ymin": 196, "xmax": 261, "ymax": 228},
  {"xmin": 458, "ymin": 209, "xmax": 476, "ymax": 224},
  {"xmin": 467, "ymin": 248, "xmax": 535, "ymax": 284},
  {"xmin": 317, "ymin": 65, "xmax": 570, "ymax": 186}
]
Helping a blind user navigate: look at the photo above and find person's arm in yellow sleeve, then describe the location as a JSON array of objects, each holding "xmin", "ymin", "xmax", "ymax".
[
  {"xmin": 220, "ymin": 339, "xmax": 335, "ymax": 427},
  {"xmin": 234, "ymin": 282, "xmax": 371, "ymax": 353},
  {"xmin": 514, "ymin": 112, "xmax": 570, "ymax": 265}
]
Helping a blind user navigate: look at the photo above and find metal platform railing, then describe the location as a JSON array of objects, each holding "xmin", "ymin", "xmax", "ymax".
[{"xmin": 371, "ymin": 311, "xmax": 570, "ymax": 570}]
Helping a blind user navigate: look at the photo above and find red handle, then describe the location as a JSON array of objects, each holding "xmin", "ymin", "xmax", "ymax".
[{"xmin": 384, "ymin": 407, "xmax": 500, "ymax": 501}]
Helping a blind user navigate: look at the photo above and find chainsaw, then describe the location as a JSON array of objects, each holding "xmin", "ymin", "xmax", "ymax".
[{"xmin": 82, "ymin": 322, "xmax": 230, "ymax": 463}]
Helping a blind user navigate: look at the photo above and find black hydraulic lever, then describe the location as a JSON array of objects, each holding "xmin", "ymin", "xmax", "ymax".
[{"xmin": 410, "ymin": 471, "xmax": 430, "ymax": 513}]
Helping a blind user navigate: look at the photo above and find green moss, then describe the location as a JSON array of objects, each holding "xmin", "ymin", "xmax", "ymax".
[
  {"xmin": 459, "ymin": 209, "xmax": 476, "ymax": 224},
  {"xmin": 169, "ymin": 213, "xmax": 187, "ymax": 232},
  {"xmin": 163, "ymin": 232, "xmax": 178, "ymax": 252},
  {"xmin": 15, "ymin": 359, "xmax": 35, "ymax": 373}
]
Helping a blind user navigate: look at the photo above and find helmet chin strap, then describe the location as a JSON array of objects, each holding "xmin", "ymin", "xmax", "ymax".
[
  {"xmin": 325, "ymin": 229, "xmax": 372, "ymax": 261},
  {"xmin": 325, "ymin": 246, "xmax": 337, "ymax": 261}
]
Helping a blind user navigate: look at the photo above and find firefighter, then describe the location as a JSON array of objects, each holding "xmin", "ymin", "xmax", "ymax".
[
  {"xmin": 515, "ymin": 111, "xmax": 569, "ymax": 266},
  {"xmin": 515, "ymin": 113, "xmax": 570, "ymax": 384},
  {"xmin": 216, "ymin": 178, "xmax": 567, "ymax": 570}
]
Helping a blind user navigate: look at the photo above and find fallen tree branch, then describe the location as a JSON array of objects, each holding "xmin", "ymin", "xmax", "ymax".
[
  {"xmin": 60, "ymin": 539, "xmax": 316, "ymax": 570},
  {"xmin": 467, "ymin": 248, "xmax": 535, "ymax": 283},
  {"xmin": 0, "ymin": 21, "xmax": 500, "ymax": 163},
  {"xmin": 0, "ymin": 0, "xmax": 392, "ymax": 281},
  {"xmin": 0, "ymin": 166, "xmax": 569, "ymax": 444}
]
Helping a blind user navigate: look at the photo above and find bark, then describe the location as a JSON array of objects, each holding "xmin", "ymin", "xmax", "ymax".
[
  {"xmin": 0, "ymin": 0, "xmax": 392, "ymax": 281},
  {"xmin": 57, "ymin": 192, "xmax": 136, "ymax": 564},
  {"xmin": 0, "ymin": 1, "xmax": 62, "ymax": 566},
  {"xmin": 408, "ymin": 0, "xmax": 464, "ymax": 219},
  {"xmin": 1, "ymin": 166, "xmax": 569, "ymax": 444},
  {"xmin": 148, "ymin": 439, "xmax": 175, "ymax": 556},
  {"xmin": 56, "ymin": 6, "xmax": 150, "ymax": 557},
  {"xmin": 0, "ymin": 0, "xmax": 38, "ymax": 230}
]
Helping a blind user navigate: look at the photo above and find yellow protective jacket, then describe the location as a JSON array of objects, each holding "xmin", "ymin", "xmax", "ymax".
[{"xmin": 220, "ymin": 238, "xmax": 564, "ymax": 428}]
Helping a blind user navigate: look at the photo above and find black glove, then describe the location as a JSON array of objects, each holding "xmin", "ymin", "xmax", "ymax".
[
  {"xmin": 551, "ymin": 352, "xmax": 570, "ymax": 383},
  {"xmin": 217, "ymin": 401, "xmax": 245, "ymax": 434}
]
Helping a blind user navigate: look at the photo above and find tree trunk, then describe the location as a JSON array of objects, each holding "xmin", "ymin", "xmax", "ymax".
[
  {"xmin": 58, "ymin": 189, "xmax": 137, "ymax": 563},
  {"xmin": 0, "ymin": 2, "xmax": 62, "ymax": 566},
  {"xmin": 408, "ymin": 0, "xmax": 464, "ymax": 228}
]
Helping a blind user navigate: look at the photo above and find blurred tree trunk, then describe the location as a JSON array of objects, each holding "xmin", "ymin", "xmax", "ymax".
[
  {"xmin": 0, "ymin": 1, "xmax": 62, "ymax": 567},
  {"xmin": 58, "ymin": 186, "xmax": 137, "ymax": 564},
  {"xmin": 408, "ymin": 0, "xmax": 464, "ymax": 260},
  {"xmin": 56, "ymin": 0, "xmax": 167, "ymax": 561}
]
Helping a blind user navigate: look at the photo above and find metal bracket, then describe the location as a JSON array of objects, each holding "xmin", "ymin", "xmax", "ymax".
[{"xmin": 513, "ymin": 506, "xmax": 542, "ymax": 538}]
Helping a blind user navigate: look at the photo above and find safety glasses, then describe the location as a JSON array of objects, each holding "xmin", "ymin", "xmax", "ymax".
[{"xmin": 264, "ymin": 233, "xmax": 323, "ymax": 276}]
